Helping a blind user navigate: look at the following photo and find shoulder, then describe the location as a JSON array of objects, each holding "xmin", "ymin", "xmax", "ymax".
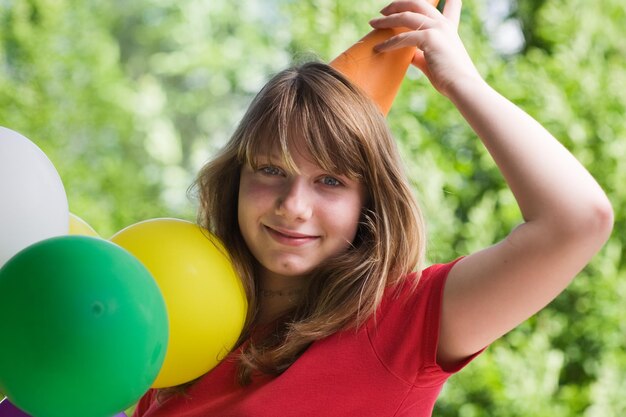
[
  {"xmin": 369, "ymin": 257, "xmax": 465, "ymax": 338},
  {"xmin": 365, "ymin": 258, "xmax": 466, "ymax": 384},
  {"xmin": 383, "ymin": 258, "xmax": 464, "ymax": 307}
]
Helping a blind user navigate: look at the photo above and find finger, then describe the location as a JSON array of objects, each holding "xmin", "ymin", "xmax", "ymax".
[
  {"xmin": 373, "ymin": 31, "xmax": 422, "ymax": 53},
  {"xmin": 369, "ymin": 12, "xmax": 433, "ymax": 32},
  {"xmin": 380, "ymin": 0, "xmax": 440, "ymax": 18},
  {"xmin": 441, "ymin": 0, "xmax": 462, "ymax": 29},
  {"xmin": 411, "ymin": 49, "xmax": 431, "ymax": 76}
]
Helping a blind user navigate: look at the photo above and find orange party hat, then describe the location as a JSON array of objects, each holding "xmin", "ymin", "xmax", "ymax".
[{"xmin": 330, "ymin": 0, "xmax": 439, "ymax": 116}]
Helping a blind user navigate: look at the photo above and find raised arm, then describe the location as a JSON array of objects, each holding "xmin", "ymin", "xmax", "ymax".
[{"xmin": 370, "ymin": 0, "xmax": 614, "ymax": 366}]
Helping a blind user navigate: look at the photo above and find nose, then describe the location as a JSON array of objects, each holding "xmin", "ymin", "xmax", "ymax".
[{"xmin": 275, "ymin": 177, "xmax": 313, "ymax": 221}]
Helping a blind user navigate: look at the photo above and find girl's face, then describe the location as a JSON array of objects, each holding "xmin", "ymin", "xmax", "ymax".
[{"xmin": 238, "ymin": 144, "xmax": 367, "ymax": 285}]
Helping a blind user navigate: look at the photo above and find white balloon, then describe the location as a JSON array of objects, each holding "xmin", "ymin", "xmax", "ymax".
[{"xmin": 0, "ymin": 127, "xmax": 69, "ymax": 267}]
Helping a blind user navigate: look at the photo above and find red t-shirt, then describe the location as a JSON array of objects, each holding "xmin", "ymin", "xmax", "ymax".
[{"xmin": 134, "ymin": 260, "xmax": 482, "ymax": 417}]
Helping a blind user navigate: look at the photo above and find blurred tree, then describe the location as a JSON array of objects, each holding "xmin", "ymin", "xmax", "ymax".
[
  {"xmin": 423, "ymin": 0, "xmax": 626, "ymax": 415},
  {"xmin": 1, "ymin": 0, "xmax": 624, "ymax": 415},
  {"xmin": 105, "ymin": 0, "xmax": 293, "ymax": 216},
  {"xmin": 0, "ymin": 0, "xmax": 169, "ymax": 237}
]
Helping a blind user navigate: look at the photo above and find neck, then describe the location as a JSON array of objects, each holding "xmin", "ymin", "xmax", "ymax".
[
  {"xmin": 256, "ymin": 268, "xmax": 307, "ymax": 324},
  {"xmin": 257, "ymin": 267, "xmax": 306, "ymax": 296},
  {"xmin": 256, "ymin": 286, "xmax": 304, "ymax": 325},
  {"xmin": 259, "ymin": 288, "xmax": 303, "ymax": 298}
]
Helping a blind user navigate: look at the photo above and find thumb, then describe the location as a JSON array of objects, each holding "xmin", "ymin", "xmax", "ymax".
[
  {"xmin": 442, "ymin": 0, "xmax": 463, "ymax": 30},
  {"xmin": 411, "ymin": 50, "xmax": 431, "ymax": 78}
]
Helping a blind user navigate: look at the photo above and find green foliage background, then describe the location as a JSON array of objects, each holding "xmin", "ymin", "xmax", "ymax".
[{"xmin": 1, "ymin": 0, "xmax": 624, "ymax": 415}]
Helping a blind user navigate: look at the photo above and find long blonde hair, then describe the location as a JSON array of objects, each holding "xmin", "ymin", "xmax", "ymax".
[{"xmin": 194, "ymin": 61, "xmax": 425, "ymax": 384}]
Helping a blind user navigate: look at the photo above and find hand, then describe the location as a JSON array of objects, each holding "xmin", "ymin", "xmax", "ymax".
[{"xmin": 369, "ymin": 0, "xmax": 482, "ymax": 97}]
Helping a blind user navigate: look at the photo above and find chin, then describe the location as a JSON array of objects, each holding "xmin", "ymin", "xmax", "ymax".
[{"xmin": 264, "ymin": 262, "xmax": 316, "ymax": 279}]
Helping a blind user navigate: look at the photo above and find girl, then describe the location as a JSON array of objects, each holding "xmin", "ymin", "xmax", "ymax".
[{"xmin": 134, "ymin": 0, "xmax": 613, "ymax": 415}]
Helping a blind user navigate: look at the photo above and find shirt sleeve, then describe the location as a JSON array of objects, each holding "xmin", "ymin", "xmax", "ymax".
[{"xmin": 367, "ymin": 258, "xmax": 485, "ymax": 387}]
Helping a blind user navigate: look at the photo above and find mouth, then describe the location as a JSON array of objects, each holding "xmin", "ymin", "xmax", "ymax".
[{"xmin": 264, "ymin": 225, "xmax": 319, "ymax": 246}]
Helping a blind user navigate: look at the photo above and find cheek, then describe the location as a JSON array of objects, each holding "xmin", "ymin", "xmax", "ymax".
[
  {"xmin": 238, "ymin": 179, "xmax": 256, "ymax": 230},
  {"xmin": 347, "ymin": 211, "xmax": 363, "ymax": 241},
  {"xmin": 237, "ymin": 190, "xmax": 260, "ymax": 249},
  {"xmin": 330, "ymin": 198, "xmax": 365, "ymax": 241},
  {"xmin": 240, "ymin": 177, "xmax": 277, "ymax": 204},
  {"xmin": 238, "ymin": 179, "xmax": 278, "ymax": 232}
]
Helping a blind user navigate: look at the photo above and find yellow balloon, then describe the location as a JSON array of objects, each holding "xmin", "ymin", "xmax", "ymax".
[
  {"xmin": 69, "ymin": 213, "xmax": 100, "ymax": 237},
  {"xmin": 110, "ymin": 218, "xmax": 247, "ymax": 388}
]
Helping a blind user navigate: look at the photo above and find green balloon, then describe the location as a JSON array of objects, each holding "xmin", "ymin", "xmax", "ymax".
[{"xmin": 0, "ymin": 236, "xmax": 168, "ymax": 417}]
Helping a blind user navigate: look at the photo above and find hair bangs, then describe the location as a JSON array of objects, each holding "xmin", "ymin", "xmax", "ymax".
[
  {"xmin": 290, "ymin": 99, "xmax": 366, "ymax": 182},
  {"xmin": 237, "ymin": 73, "xmax": 300, "ymax": 173},
  {"xmin": 237, "ymin": 69, "xmax": 367, "ymax": 182}
]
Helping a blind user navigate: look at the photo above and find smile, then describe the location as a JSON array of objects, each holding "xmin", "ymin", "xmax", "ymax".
[{"xmin": 264, "ymin": 225, "xmax": 319, "ymax": 246}]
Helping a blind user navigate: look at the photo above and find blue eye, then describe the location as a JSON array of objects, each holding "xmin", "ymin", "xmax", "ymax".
[
  {"xmin": 321, "ymin": 176, "xmax": 342, "ymax": 187},
  {"xmin": 260, "ymin": 165, "xmax": 282, "ymax": 176}
]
